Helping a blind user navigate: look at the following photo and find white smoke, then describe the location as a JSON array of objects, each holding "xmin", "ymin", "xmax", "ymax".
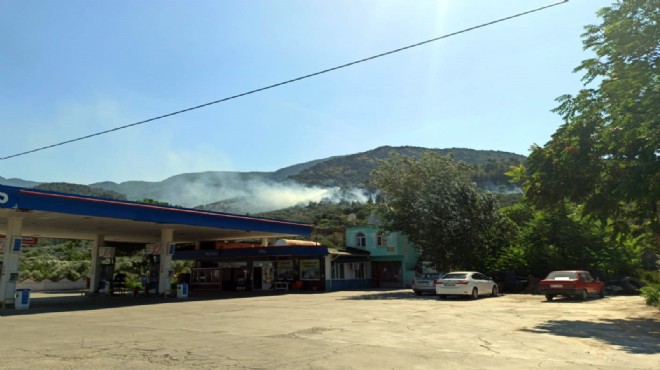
[{"xmin": 154, "ymin": 173, "xmax": 368, "ymax": 213}]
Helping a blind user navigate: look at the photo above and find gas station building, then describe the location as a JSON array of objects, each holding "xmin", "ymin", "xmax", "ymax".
[{"xmin": 0, "ymin": 184, "xmax": 318, "ymax": 303}]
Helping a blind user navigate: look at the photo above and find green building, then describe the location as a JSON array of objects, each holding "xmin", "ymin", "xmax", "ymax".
[{"xmin": 345, "ymin": 225, "xmax": 419, "ymax": 288}]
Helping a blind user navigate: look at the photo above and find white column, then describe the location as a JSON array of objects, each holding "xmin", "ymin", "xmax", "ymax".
[
  {"xmin": 89, "ymin": 235, "xmax": 104, "ymax": 294},
  {"xmin": 0, "ymin": 216, "xmax": 23, "ymax": 301},
  {"xmin": 158, "ymin": 229, "xmax": 174, "ymax": 295}
]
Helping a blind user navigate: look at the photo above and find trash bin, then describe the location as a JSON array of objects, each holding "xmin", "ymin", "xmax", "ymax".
[
  {"xmin": 14, "ymin": 289, "xmax": 30, "ymax": 310},
  {"xmin": 176, "ymin": 283, "xmax": 189, "ymax": 299}
]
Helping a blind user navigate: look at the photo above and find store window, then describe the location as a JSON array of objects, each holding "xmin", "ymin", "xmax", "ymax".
[{"xmin": 300, "ymin": 259, "xmax": 320, "ymax": 280}]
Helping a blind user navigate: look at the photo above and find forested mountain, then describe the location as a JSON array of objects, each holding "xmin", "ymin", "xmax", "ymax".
[
  {"xmin": 3, "ymin": 146, "xmax": 526, "ymax": 212},
  {"xmin": 290, "ymin": 146, "xmax": 525, "ymax": 190},
  {"xmin": 34, "ymin": 182, "xmax": 127, "ymax": 200}
]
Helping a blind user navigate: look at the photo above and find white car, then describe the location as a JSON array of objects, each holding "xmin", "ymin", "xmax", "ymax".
[{"xmin": 435, "ymin": 271, "xmax": 499, "ymax": 299}]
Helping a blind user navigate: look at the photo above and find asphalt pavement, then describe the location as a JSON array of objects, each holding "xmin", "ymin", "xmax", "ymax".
[{"xmin": 1, "ymin": 289, "xmax": 658, "ymax": 369}]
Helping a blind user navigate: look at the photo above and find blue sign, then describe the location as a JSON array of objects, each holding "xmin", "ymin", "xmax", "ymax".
[
  {"xmin": 12, "ymin": 237, "xmax": 22, "ymax": 253},
  {"xmin": 20, "ymin": 289, "xmax": 30, "ymax": 305}
]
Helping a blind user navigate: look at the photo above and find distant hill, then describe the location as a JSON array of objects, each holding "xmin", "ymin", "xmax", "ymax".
[
  {"xmin": 290, "ymin": 146, "xmax": 526, "ymax": 190},
  {"xmin": 0, "ymin": 176, "xmax": 42, "ymax": 188},
  {"xmin": 33, "ymin": 182, "xmax": 127, "ymax": 200},
  {"xmin": 5, "ymin": 146, "xmax": 526, "ymax": 213}
]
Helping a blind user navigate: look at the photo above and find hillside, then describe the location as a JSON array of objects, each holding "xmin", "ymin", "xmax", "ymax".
[
  {"xmin": 0, "ymin": 176, "xmax": 42, "ymax": 188},
  {"xmin": 290, "ymin": 146, "xmax": 526, "ymax": 190},
  {"xmin": 3, "ymin": 146, "xmax": 526, "ymax": 213}
]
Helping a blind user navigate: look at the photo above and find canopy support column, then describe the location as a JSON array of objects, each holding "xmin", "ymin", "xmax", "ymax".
[
  {"xmin": 158, "ymin": 229, "xmax": 174, "ymax": 295},
  {"xmin": 0, "ymin": 216, "xmax": 24, "ymax": 303},
  {"xmin": 89, "ymin": 234, "xmax": 105, "ymax": 294}
]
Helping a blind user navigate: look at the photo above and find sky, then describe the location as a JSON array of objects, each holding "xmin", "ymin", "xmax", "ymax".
[{"xmin": 0, "ymin": 0, "xmax": 609, "ymax": 185}]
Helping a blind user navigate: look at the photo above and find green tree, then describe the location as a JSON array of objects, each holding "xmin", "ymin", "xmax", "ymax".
[
  {"xmin": 524, "ymin": 0, "xmax": 659, "ymax": 245},
  {"xmin": 372, "ymin": 152, "xmax": 507, "ymax": 272},
  {"xmin": 496, "ymin": 204, "xmax": 643, "ymax": 279}
]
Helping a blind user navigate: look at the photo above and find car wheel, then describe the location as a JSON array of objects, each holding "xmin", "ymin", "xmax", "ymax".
[
  {"xmin": 414, "ymin": 291, "xmax": 422, "ymax": 296},
  {"xmin": 580, "ymin": 289, "xmax": 588, "ymax": 301},
  {"xmin": 471, "ymin": 288, "xmax": 478, "ymax": 300},
  {"xmin": 598, "ymin": 287, "xmax": 605, "ymax": 298},
  {"xmin": 545, "ymin": 294, "xmax": 554, "ymax": 301},
  {"xmin": 491, "ymin": 285, "xmax": 499, "ymax": 297}
]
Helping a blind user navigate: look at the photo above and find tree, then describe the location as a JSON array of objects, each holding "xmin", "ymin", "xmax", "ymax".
[
  {"xmin": 372, "ymin": 152, "xmax": 507, "ymax": 272},
  {"xmin": 525, "ymin": 0, "xmax": 659, "ymax": 245}
]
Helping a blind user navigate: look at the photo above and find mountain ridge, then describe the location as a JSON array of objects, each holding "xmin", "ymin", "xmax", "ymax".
[{"xmin": 1, "ymin": 146, "xmax": 525, "ymax": 212}]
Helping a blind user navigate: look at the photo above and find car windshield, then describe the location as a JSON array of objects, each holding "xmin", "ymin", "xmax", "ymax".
[
  {"xmin": 443, "ymin": 273, "xmax": 468, "ymax": 280},
  {"xmin": 546, "ymin": 271, "xmax": 578, "ymax": 280}
]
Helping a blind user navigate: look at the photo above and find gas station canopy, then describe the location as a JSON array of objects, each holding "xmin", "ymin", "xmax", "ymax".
[{"xmin": 0, "ymin": 184, "xmax": 312, "ymax": 243}]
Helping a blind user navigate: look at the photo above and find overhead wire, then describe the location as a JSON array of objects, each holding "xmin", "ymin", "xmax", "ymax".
[{"xmin": 1, "ymin": 0, "xmax": 569, "ymax": 160}]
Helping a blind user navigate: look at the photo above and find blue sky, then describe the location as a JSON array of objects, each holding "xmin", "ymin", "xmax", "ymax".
[{"xmin": 0, "ymin": 0, "xmax": 607, "ymax": 184}]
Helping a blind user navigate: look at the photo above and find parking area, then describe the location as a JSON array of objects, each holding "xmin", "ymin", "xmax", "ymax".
[{"xmin": 1, "ymin": 290, "xmax": 658, "ymax": 369}]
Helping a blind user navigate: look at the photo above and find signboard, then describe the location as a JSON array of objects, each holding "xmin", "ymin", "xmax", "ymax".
[
  {"xmin": 21, "ymin": 237, "xmax": 39, "ymax": 245},
  {"xmin": 146, "ymin": 244, "xmax": 162, "ymax": 255},
  {"xmin": 0, "ymin": 235, "xmax": 39, "ymax": 246},
  {"xmin": 99, "ymin": 246, "xmax": 115, "ymax": 258},
  {"xmin": 11, "ymin": 237, "xmax": 22, "ymax": 253}
]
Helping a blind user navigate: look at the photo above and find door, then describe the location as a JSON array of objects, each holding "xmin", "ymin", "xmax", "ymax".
[{"xmin": 253, "ymin": 267, "xmax": 263, "ymax": 290}]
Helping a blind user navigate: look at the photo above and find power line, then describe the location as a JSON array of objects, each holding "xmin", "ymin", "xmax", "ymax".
[{"xmin": 1, "ymin": 0, "xmax": 568, "ymax": 161}]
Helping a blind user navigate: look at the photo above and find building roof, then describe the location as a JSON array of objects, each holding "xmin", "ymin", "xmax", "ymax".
[{"xmin": 0, "ymin": 184, "xmax": 311, "ymax": 243}]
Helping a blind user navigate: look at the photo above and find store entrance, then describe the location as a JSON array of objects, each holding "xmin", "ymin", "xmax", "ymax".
[{"xmin": 253, "ymin": 267, "xmax": 263, "ymax": 290}]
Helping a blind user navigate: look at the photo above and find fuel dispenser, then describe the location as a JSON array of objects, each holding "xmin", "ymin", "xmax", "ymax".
[
  {"xmin": 98, "ymin": 246, "xmax": 115, "ymax": 294},
  {"xmin": 145, "ymin": 253, "xmax": 160, "ymax": 294}
]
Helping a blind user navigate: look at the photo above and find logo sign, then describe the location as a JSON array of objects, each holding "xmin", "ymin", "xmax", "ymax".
[
  {"xmin": 0, "ymin": 191, "xmax": 8, "ymax": 204},
  {"xmin": 21, "ymin": 237, "xmax": 39, "ymax": 245}
]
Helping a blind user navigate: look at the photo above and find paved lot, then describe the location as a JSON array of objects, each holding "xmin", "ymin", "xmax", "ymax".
[{"xmin": 1, "ymin": 290, "xmax": 659, "ymax": 369}]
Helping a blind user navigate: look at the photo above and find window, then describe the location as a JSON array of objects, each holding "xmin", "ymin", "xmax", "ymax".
[
  {"xmin": 354, "ymin": 263, "xmax": 366, "ymax": 279},
  {"xmin": 356, "ymin": 232, "xmax": 366, "ymax": 247},
  {"xmin": 331, "ymin": 262, "xmax": 346, "ymax": 279},
  {"xmin": 377, "ymin": 233, "xmax": 387, "ymax": 246}
]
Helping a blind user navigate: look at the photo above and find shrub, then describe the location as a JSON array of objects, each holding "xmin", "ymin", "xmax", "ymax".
[{"xmin": 640, "ymin": 285, "xmax": 660, "ymax": 307}]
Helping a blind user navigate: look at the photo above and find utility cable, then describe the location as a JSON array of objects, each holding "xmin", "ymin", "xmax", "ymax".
[{"xmin": 1, "ymin": 0, "xmax": 568, "ymax": 160}]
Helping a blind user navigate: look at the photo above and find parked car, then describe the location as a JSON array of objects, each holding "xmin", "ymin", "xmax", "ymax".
[
  {"xmin": 435, "ymin": 271, "xmax": 498, "ymax": 299},
  {"xmin": 412, "ymin": 273, "xmax": 442, "ymax": 295},
  {"xmin": 539, "ymin": 270, "xmax": 605, "ymax": 301}
]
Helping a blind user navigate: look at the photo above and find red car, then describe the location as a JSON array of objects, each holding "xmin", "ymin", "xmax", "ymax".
[{"xmin": 539, "ymin": 270, "xmax": 605, "ymax": 301}]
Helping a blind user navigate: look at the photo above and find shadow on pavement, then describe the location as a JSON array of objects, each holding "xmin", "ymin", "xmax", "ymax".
[
  {"xmin": 521, "ymin": 318, "xmax": 660, "ymax": 354},
  {"xmin": 340, "ymin": 289, "xmax": 440, "ymax": 300},
  {"xmin": 0, "ymin": 289, "xmax": 305, "ymax": 317}
]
